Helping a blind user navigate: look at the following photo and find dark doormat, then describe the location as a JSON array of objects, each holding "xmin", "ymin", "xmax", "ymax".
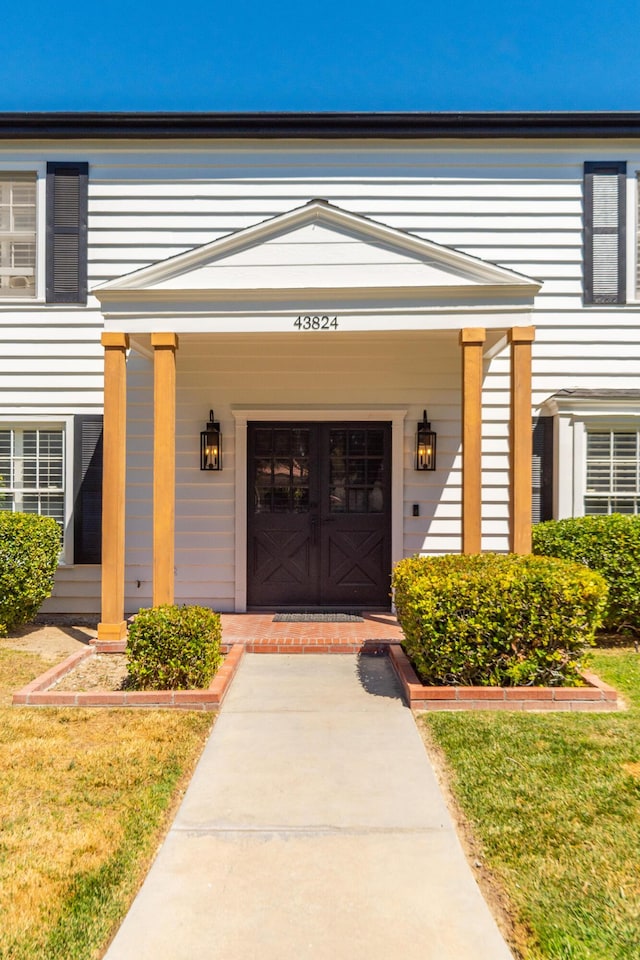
[{"xmin": 272, "ymin": 612, "xmax": 365, "ymax": 622}]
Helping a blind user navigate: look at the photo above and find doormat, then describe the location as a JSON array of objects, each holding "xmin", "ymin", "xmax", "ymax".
[{"xmin": 273, "ymin": 612, "xmax": 365, "ymax": 623}]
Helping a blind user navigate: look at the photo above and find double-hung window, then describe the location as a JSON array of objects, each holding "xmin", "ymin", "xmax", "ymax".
[
  {"xmin": 0, "ymin": 164, "xmax": 88, "ymax": 303},
  {"xmin": 0, "ymin": 427, "xmax": 65, "ymax": 537},
  {"xmin": 585, "ymin": 429, "xmax": 640, "ymax": 514},
  {"xmin": 0, "ymin": 174, "xmax": 36, "ymax": 298}
]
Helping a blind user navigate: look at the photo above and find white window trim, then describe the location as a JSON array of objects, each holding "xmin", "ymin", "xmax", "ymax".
[
  {"xmin": 581, "ymin": 419, "xmax": 640, "ymax": 516},
  {"xmin": 231, "ymin": 405, "xmax": 407, "ymax": 613},
  {"xmin": 0, "ymin": 415, "xmax": 74, "ymax": 564},
  {"xmin": 547, "ymin": 403, "xmax": 640, "ymax": 519},
  {"xmin": 0, "ymin": 162, "xmax": 47, "ymax": 304}
]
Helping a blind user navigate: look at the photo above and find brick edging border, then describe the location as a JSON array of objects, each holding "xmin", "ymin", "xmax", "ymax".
[
  {"xmin": 386, "ymin": 644, "xmax": 621, "ymax": 712},
  {"xmin": 12, "ymin": 643, "xmax": 245, "ymax": 710}
]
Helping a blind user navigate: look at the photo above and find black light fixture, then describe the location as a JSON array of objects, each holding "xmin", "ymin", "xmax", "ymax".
[
  {"xmin": 416, "ymin": 410, "xmax": 437, "ymax": 471},
  {"xmin": 200, "ymin": 410, "xmax": 222, "ymax": 470}
]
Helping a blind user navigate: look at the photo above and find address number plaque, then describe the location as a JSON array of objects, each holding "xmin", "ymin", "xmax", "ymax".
[{"xmin": 294, "ymin": 315, "xmax": 339, "ymax": 330}]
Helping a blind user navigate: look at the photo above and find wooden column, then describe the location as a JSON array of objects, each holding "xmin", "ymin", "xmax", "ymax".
[
  {"xmin": 459, "ymin": 328, "xmax": 486, "ymax": 553},
  {"xmin": 98, "ymin": 333, "xmax": 129, "ymax": 642},
  {"xmin": 151, "ymin": 333, "xmax": 179, "ymax": 606},
  {"xmin": 509, "ymin": 326, "xmax": 535, "ymax": 554}
]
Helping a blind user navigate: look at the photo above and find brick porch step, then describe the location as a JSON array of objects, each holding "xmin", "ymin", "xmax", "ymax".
[{"xmin": 219, "ymin": 612, "xmax": 404, "ymax": 653}]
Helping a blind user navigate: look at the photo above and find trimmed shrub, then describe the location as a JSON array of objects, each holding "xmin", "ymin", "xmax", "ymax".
[
  {"xmin": 127, "ymin": 604, "xmax": 222, "ymax": 690},
  {"xmin": 0, "ymin": 512, "xmax": 61, "ymax": 636},
  {"xmin": 533, "ymin": 514, "xmax": 640, "ymax": 633},
  {"xmin": 392, "ymin": 553, "xmax": 607, "ymax": 686}
]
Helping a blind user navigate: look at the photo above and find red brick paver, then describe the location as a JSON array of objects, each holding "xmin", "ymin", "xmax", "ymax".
[
  {"xmin": 220, "ymin": 612, "xmax": 403, "ymax": 653},
  {"xmin": 386, "ymin": 644, "xmax": 621, "ymax": 713}
]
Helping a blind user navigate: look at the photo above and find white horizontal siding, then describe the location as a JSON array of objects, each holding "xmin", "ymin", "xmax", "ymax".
[
  {"xmin": 42, "ymin": 565, "xmax": 101, "ymax": 616},
  {"xmin": 82, "ymin": 155, "xmax": 590, "ymax": 312},
  {"xmin": 2, "ymin": 138, "xmax": 640, "ymax": 610},
  {"xmin": 121, "ymin": 335, "xmax": 468, "ymax": 610}
]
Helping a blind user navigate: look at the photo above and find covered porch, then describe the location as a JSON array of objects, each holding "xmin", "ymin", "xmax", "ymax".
[{"xmin": 93, "ymin": 200, "xmax": 540, "ymax": 642}]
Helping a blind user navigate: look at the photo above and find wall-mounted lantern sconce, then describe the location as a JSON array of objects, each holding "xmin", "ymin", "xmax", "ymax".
[
  {"xmin": 200, "ymin": 410, "xmax": 222, "ymax": 470},
  {"xmin": 416, "ymin": 410, "xmax": 436, "ymax": 470}
]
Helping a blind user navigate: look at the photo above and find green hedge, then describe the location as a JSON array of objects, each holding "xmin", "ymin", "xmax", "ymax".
[
  {"xmin": 392, "ymin": 553, "xmax": 607, "ymax": 687},
  {"xmin": 533, "ymin": 514, "xmax": 640, "ymax": 633},
  {"xmin": 0, "ymin": 512, "xmax": 61, "ymax": 636},
  {"xmin": 127, "ymin": 604, "xmax": 222, "ymax": 690}
]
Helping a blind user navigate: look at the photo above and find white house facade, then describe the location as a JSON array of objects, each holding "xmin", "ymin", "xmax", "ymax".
[{"xmin": 0, "ymin": 112, "xmax": 638, "ymax": 636}]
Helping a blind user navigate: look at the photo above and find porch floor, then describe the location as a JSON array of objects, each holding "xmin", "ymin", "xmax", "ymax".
[{"xmin": 220, "ymin": 611, "xmax": 404, "ymax": 653}]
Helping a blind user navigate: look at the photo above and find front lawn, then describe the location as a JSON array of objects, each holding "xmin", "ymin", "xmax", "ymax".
[
  {"xmin": 421, "ymin": 648, "xmax": 640, "ymax": 960},
  {"xmin": 0, "ymin": 647, "xmax": 214, "ymax": 960}
]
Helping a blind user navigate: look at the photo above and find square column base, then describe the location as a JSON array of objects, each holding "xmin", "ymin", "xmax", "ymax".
[{"xmin": 97, "ymin": 620, "xmax": 128, "ymax": 642}]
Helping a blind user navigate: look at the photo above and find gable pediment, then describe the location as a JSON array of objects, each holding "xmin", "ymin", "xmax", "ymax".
[{"xmin": 94, "ymin": 199, "xmax": 541, "ymax": 303}]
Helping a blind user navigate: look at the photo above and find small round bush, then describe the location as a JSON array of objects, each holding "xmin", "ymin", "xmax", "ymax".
[
  {"xmin": 533, "ymin": 514, "xmax": 640, "ymax": 634},
  {"xmin": 392, "ymin": 553, "xmax": 607, "ymax": 687},
  {"xmin": 0, "ymin": 512, "xmax": 61, "ymax": 636},
  {"xmin": 127, "ymin": 604, "xmax": 222, "ymax": 690}
]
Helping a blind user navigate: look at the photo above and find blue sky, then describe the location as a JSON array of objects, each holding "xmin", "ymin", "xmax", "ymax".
[{"xmin": 2, "ymin": 0, "xmax": 640, "ymax": 111}]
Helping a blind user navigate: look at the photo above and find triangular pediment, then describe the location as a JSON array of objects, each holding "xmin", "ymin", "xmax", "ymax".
[{"xmin": 94, "ymin": 200, "xmax": 540, "ymax": 301}]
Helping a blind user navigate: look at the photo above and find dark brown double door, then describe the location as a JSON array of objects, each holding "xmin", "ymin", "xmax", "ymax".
[{"xmin": 247, "ymin": 422, "xmax": 391, "ymax": 609}]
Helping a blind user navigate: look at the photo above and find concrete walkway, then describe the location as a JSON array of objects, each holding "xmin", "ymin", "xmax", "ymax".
[{"xmin": 104, "ymin": 655, "xmax": 514, "ymax": 960}]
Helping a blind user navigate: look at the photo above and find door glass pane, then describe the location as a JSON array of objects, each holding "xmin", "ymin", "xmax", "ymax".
[
  {"xmin": 330, "ymin": 476, "xmax": 347, "ymax": 512},
  {"xmin": 368, "ymin": 480, "xmax": 384, "ymax": 512},
  {"xmin": 273, "ymin": 460, "xmax": 291, "ymax": 486},
  {"xmin": 254, "ymin": 459, "xmax": 272, "ymax": 484},
  {"xmin": 291, "ymin": 429, "xmax": 309, "ymax": 457},
  {"xmin": 273, "ymin": 430, "xmax": 291, "ymax": 456},
  {"xmin": 252, "ymin": 427, "xmax": 311, "ymax": 513},
  {"xmin": 253, "ymin": 429, "xmax": 272, "ymax": 456},
  {"xmin": 348, "ymin": 430, "xmax": 366, "ymax": 454},
  {"xmin": 292, "ymin": 487, "xmax": 309, "ymax": 512},
  {"xmin": 367, "ymin": 430, "xmax": 384, "ymax": 456},
  {"xmin": 329, "ymin": 427, "xmax": 386, "ymax": 514},
  {"xmin": 349, "ymin": 458, "xmax": 366, "ymax": 484},
  {"xmin": 291, "ymin": 460, "xmax": 309, "ymax": 487},
  {"xmin": 348, "ymin": 489, "xmax": 367, "ymax": 512}
]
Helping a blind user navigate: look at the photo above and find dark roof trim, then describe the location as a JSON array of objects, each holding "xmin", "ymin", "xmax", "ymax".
[
  {"xmin": 551, "ymin": 389, "xmax": 640, "ymax": 399},
  {"xmin": 5, "ymin": 111, "xmax": 640, "ymax": 139}
]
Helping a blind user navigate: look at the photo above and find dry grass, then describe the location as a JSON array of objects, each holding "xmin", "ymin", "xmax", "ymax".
[
  {"xmin": 0, "ymin": 647, "xmax": 214, "ymax": 960},
  {"xmin": 0, "ymin": 648, "xmax": 53, "ymax": 706}
]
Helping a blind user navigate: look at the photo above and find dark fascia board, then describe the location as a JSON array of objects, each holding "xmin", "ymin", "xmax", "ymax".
[
  {"xmin": 5, "ymin": 111, "xmax": 640, "ymax": 139},
  {"xmin": 552, "ymin": 389, "xmax": 640, "ymax": 399}
]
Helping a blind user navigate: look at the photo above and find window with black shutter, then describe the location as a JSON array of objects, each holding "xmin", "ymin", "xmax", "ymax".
[
  {"xmin": 46, "ymin": 162, "xmax": 88, "ymax": 304},
  {"xmin": 74, "ymin": 415, "xmax": 103, "ymax": 563},
  {"xmin": 584, "ymin": 162, "xmax": 626, "ymax": 305},
  {"xmin": 532, "ymin": 416, "xmax": 554, "ymax": 524}
]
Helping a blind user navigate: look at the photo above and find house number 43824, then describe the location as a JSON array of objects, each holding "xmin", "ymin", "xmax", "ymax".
[{"xmin": 294, "ymin": 315, "xmax": 339, "ymax": 330}]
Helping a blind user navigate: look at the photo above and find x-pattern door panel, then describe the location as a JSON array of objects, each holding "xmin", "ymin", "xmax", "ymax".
[{"xmin": 248, "ymin": 422, "xmax": 391, "ymax": 608}]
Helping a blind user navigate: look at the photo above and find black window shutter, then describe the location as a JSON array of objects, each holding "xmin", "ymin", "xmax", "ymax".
[
  {"xmin": 532, "ymin": 416, "xmax": 554, "ymax": 524},
  {"xmin": 74, "ymin": 415, "xmax": 103, "ymax": 564},
  {"xmin": 46, "ymin": 162, "xmax": 88, "ymax": 304},
  {"xmin": 584, "ymin": 161, "xmax": 626, "ymax": 305}
]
